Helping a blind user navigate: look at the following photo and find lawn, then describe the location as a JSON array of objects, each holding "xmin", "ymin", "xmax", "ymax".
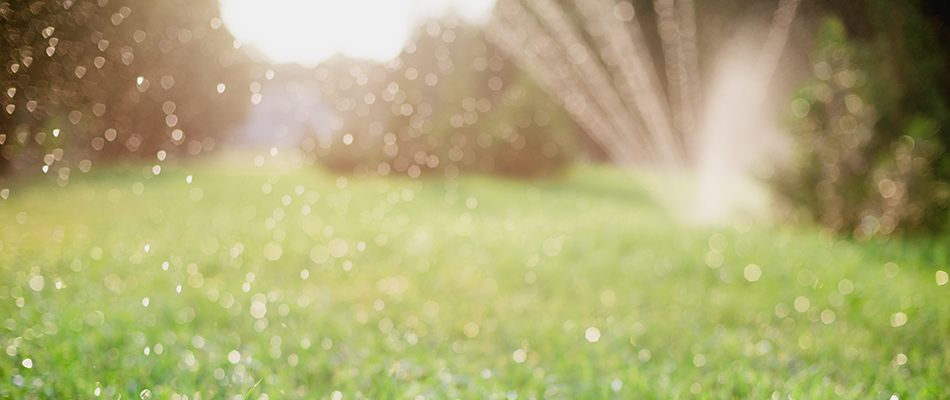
[{"xmin": 1, "ymin": 153, "xmax": 948, "ymax": 399}]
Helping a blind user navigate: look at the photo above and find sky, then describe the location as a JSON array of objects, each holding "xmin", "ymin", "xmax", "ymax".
[{"xmin": 219, "ymin": 0, "xmax": 497, "ymax": 66}]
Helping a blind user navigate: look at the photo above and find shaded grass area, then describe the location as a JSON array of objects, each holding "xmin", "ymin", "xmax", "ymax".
[{"xmin": 1, "ymin": 154, "xmax": 948, "ymax": 399}]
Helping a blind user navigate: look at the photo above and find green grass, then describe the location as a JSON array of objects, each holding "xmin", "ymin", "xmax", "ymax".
[{"xmin": 1, "ymin": 154, "xmax": 949, "ymax": 399}]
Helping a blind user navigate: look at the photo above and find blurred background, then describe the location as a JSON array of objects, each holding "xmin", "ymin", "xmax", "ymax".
[
  {"xmin": 2, "ymin": 0, "xmax": 950, "ymax": 235},
  {"xmin": 3, "ymin": 0, "xmax": 950, "ymax": 398}
]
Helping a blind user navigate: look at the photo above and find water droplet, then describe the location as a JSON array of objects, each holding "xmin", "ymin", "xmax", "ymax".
[
  {"xmin": 744, "ymin": 264, "xmax": 761, "ymax": 282},
  {"xmin": 693, "ymin": 354, "xmax": 706, "ymax": 367},
  {"xmin": 263, "ymin": 242, "xmax": 283, "ymax": 261},
  {"xmin": 30, "ymin": 275, "xmax": 46, "ymax": 292},
  {"xmin": 160, "ymin": 76, "xmax": 175, "ymax": 89},
  {"xmin": 891, "ymin": 312, "xmax": 907, "ymax": 327},
  {"xmin": 794, "ymin": 296, "xmax": 810, "ymax": 312},
  {"xmin": 512, "ymin": 349, "xmax": 527, "ymax": 363},
  {"xmin": 638, "ymin": 349, "xmax": 651, "ymax": 362},
  {"xmin": 228, "ymin": 350, "xmax": 241, "ymax": 364},
  {"xmin": 838, "ymin": 279, "xmax": 854, "ymax": 294},
  {"xmin": 464, "ymin": 322, "xmax": 479, "ymax": 338},
  {"xmin": 896, "ymin": 353, "xmax": 908, "ymax": 365},
  {"xmin": 884, "ymin": 262, "xmax": 899, "ymax": 278},
  {"xmin": 936, "ymin": 271, "xmax": 948, "ymax": 286},
  {"xmin": 585, "ymin": 327, "xmax": 601, "ymax": 342}
]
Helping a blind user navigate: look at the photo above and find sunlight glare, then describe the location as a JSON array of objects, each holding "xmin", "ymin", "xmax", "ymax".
[{"xmin": 219, "ymin": 0, "xmax": 496, "ymax": 65}]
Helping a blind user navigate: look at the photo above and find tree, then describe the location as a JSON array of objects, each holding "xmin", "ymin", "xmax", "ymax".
[
  {"xmin": 774, "ymin": 1, "xmax": 950, "ymax": 236},
  {"xmin": 0, "ymin": 0, "xmax": 251, "ymax": 181},
  {"xmin": 308, "ymin": 19, "xmax": 581, "ymax": 178}
]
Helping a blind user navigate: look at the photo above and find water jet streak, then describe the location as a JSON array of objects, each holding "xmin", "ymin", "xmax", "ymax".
[
  {"xmin": 520, "ymin": 0, "xmax": 656, "ymax": 162},
  {"xmin": 654, "ymin": 0, "xmax": 690, "ymax": 145},
  {"xmin": 491, "ymin": 2, "xmax": 640, "ymax": 164},
  {"xmin": 488, "ymin": 3, "xmax": 678, "ymax": 202},
  {"xmin": 692, "ymin": 0, "xmax": 802, "ymax": 223},
  {"xmin": 489, "ymin": 0, "xmax": 803, "ymax": 220},
  {"xmin": 574, "ymin": 0, "xmax": 681, "ymax": 166}
]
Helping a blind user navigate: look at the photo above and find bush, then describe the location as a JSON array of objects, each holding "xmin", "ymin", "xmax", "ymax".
[
  {"xmin": 304, "ymin": 19, "xmax": 580, "ymax": 179},
  {"xmin": 774, "ymin": 16, "xmax": 950, "ymax": 237},
  {"xmin": 0, "ymin": 0, "xmax": 251, "ymax": 180}
]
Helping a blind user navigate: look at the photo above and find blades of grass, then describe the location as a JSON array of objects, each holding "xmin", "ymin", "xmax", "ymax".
[{"xmin": 244, "ymin": 378, "xmax": 263, "ymax": 400}]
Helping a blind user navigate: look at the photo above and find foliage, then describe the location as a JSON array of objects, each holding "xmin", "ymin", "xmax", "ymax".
[
  {"xmin": 775, "ymin": 13, "xmax": 950, "ymax": 237},
  {"xmin": 1, "ymin": 159, "xmax": 949, "ymax": 398},
  {"xmin": 309, "ymin": 20, "xmax": 580, "ymax": 179},
  {"xmin": 0, "ymin": 0, "xmax": 252, "ymax": 179}
]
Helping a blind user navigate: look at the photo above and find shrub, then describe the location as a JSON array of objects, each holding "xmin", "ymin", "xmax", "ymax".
[
  {"xmin": 0, "ymin": 0, "xmax": 251, "ymax": 179},
  {"xmin": 774, "ymin": 17, "xmax": 950, "ymax": 237},
  {"xmin": 304, "ymin": 19, "xmax": 580, "ymax": 179}
]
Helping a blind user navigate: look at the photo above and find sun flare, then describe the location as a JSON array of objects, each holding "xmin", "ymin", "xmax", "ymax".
[{"xmin": 219, "ymin": 0, "xmax": 496, "ymax": 65}]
